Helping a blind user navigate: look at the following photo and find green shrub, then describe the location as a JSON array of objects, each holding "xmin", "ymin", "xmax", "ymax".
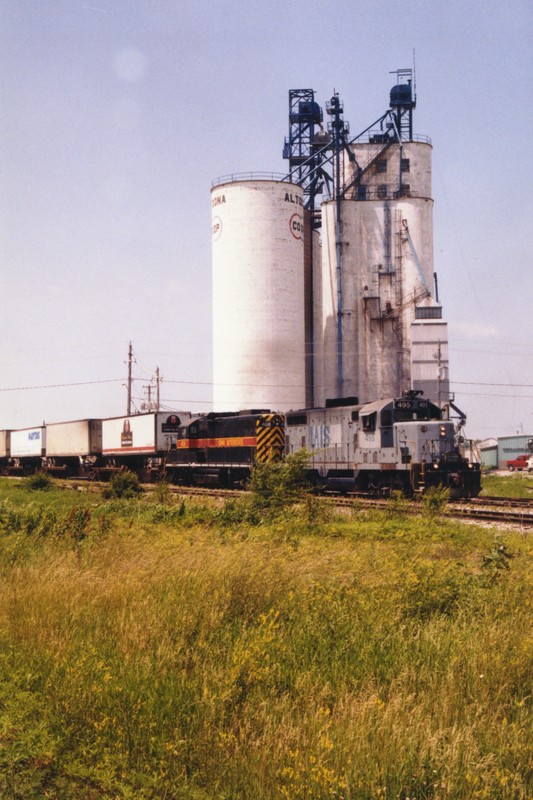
[
  {"xmin": 420, "ymin": 485, "xmax": 450, "ymax": 516},
  {"xmin": 26, "ymin": 472, "xmax": 52, "ymax": 492},
  {"xmin": 247, "ymin": 450, "xmax": 312, "ymax": 513},
  {"xmin": 0, "ymin": 501, "xmax": 58, "ymax": 538},
  {"xmin": 482, "ymin": 540, "xmax": 513, "ymax": 584},
  {"xmin": 102, "ymin": 470, "xmax": 141, "ymax": 499},
  {"xmin": 152, "ymin": 479, "xmax": 172, "ymax": 504}
]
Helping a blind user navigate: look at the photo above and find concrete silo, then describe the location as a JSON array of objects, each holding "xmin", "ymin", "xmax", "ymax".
[
  {"xmin": 317, "ymin": 138, "xmax": 436, "ymax": 405},
  {"xmin": 310, "ymin": 74, "xmax": 450, "ymax": 408},
  {"xmin": 211, "ymin": 178, "xmax": 311, "ymax": 411}
]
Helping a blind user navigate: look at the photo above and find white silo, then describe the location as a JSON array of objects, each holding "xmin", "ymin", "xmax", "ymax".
[
  {"xmin": 316, "ymin": 139, "xmax": 441, "ymax": 405},
  {"xmin": 211, "ymin": 178, "xmax": 309, "ymax": 411}
]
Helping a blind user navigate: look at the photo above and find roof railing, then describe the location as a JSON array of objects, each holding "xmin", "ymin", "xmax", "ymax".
[{"xmin": 211, "ymin": 171, "xmax": 295, "ymax": 188}]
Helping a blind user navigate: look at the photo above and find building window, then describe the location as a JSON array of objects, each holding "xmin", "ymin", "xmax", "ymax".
[
  {"xmin": 401, "ymin": 158, "xmax": 410, "ymax": 172},
  {"xmin": 377, "ymin": 184, "xmax": 387, "ymax": 199},
  {"xmin": 357, "ymin": 185, "xmax": 367, "ymax": 200},
  {"xmin": 376, "ymin": 159, "xmax": 387, "ymax": 173}
]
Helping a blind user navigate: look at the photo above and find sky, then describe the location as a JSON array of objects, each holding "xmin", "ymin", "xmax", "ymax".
[{"xmin": 1, "ymin": 0, "xmax": 532, "ymax": 441}]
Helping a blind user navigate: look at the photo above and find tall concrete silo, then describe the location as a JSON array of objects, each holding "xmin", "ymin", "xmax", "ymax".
[
  {"xmin": 311, "ymin": 73, "xmax": 450, "ymax": 408},
  {"xmin": 211, "ymin": 178, "xmax": 311, "ymax": 411},
  {"xmin": 316, "ymin": 139, "xmax": 436, "ymax": 405}
]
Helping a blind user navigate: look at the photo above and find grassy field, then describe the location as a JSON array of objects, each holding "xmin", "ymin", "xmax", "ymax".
[
  {"xmin": 481, "ymin": 471, "xmax": 533, "ymax": 499},
  {"xmin": 0, "ymin": 475, "xmax": 531, "ymax": 799}
]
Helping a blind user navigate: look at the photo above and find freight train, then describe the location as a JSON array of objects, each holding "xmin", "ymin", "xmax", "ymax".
[{"xmin": 0, "ymin": 392, "xmax": 481, "ymax": 498}]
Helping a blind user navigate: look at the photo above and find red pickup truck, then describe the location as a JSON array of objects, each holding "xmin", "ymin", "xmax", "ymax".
[{"xmin": 506, "ymin": 454, "xmax": 530, "ymax": 471}]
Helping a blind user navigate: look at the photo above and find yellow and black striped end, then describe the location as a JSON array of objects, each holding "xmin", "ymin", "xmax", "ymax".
[{"xmin": 255, "ymin": 414, "xmax": 285, "ymax": 463}]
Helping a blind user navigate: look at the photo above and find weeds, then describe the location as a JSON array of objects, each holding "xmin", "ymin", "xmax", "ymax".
[
  {"xmin": 420, "ymin": 485, "xmax": 450, "ymax": 516},
  {"xmin": 482, "ymin": 539, "xmax": 513, "ymax": 584},
  {"xmin": 0, "ymin": 481, "xmax": 530, "ymax": 799},
  {"xmin": 26, "ymin": 472, "xmax": 53, "ymax": 491}
]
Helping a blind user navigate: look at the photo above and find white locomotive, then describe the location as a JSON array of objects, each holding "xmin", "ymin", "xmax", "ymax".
[{"xmin": 285, "ymin": 391, "xmax": 480, "ymax": 497}]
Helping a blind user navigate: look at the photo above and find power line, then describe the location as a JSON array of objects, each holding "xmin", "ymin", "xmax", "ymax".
[
  {"xmin": 450, "ymin": 380, "xmax": 533, "ymax": 389},
  {"xmin": 0, "ymin": 379, "xmax": 124, "ymax": 392},
  {"xmin": 2, "ymin": 375, "xmax": 532, "ymax": 395},
  {"xmin": 454, "ymin": 391, "xmax": 533, "ymax": 399}
]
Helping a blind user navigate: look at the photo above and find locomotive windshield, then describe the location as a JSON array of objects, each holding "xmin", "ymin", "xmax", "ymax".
[{"xmin": 393, "ymin": 396, "xmax": 441, "ymax": 422}]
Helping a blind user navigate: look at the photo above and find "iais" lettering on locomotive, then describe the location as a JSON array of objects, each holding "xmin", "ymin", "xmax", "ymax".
[{"xmin": 309, "ymin": 424, "xmax": 330, "ymax": 449}]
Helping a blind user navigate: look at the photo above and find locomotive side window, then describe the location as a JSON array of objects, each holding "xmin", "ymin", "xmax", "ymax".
[
  {"xmin": 287, "ymin": 414, "xmax": 307, "ymax": 426},
  {"xmin": 362, "ymin": 412, "xmax": 376, "ymax": 432},
  {"xmin": 381, "ymin": 410, "xmax": 393, "ymax": 428}
]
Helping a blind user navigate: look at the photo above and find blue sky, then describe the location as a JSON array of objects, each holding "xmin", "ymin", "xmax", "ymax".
[{"xmin": 1, "ymin": 0, "xmax": 532, "ymax": 439}]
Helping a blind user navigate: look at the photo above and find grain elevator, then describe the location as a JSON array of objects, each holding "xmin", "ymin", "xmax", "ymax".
[{"xmin": 211, "ymin": 70, "xmax": 450, "ymax": 412}]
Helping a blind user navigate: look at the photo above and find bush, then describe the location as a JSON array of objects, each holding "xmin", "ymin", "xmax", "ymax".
[
  {"xmin": 420, "ymin": 485, "xmax": 450, "ymax": 516},
  {"xmin": 247, "ymin": 450, "xmax": 312, "ymax": 514},
  {"xmin": 103, "ymin": 470, "xmax": 141, "ymax": 499},
  {"xmin": 26, "ymin": 473, "xmax": 52, "ymax": 492}
]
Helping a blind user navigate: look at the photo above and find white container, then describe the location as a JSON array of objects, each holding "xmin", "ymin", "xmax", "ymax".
[
  {"xmin": 0, "ymin": 430, "xmax": 10, "ymax": 458},
  {"xmin": 102, "ymin": 412, "xmax": 189, "ymax": 455},
  {"xmin": 11, "ymin": 427, "xmax": 46, "ymax": 457},
  {"xmin": 212, "ymin": 179, "xmax": 308, "ymax": 411},
  {"xmin": 46, "ymin": 419, "xmax": 102, "ymax": 457}
]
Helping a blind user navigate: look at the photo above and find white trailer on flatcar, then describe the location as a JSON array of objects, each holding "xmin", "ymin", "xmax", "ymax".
[
  {"xmin": 0, "ymin": 430, "xmax": 10, "ymax": 460},
  {"xmin": 46, "ymin": 419, "xmax": 102, "ymax": 458},
  {"xmin": 10, "ymin": 426, "xmax": 46, "ymax": 458}
]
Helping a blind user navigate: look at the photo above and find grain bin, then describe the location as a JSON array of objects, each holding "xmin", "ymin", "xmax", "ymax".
[{"xmin": 211, "ymin": 178, "xmax": 309, "ymax": 411}]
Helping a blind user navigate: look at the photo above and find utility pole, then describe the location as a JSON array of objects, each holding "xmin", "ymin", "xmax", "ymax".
[
  {"xmin": 433, "ymin": 340, "xmax": 443, "ymax": 408},
  {"xmin": 126, "ymin": 342, "xmax": 133, "ymax": 415},
  {"xmin": 155, "ymin": 366, "xmax": 162, "ymax": 412},
  {"xmin": 142, "ymin": 382, "xmax": 152, "ymax": 410}
]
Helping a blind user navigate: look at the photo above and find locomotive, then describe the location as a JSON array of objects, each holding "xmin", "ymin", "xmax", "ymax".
[
  {"xmin": 165, "ymin": 410, "xmax": 285, "ymax": 486},
  {"xmin": 0, "ymin": 392, "xmax": 481, "ymax": 498},
  {"xmin": 285, "ymin": 392, "xmax": 481, "ymax": 497}
]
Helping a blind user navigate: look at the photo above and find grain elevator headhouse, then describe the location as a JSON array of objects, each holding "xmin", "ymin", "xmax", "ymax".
[{"xmin": 211, "ymin": 69, "xmax": 450, "ymax": 413}]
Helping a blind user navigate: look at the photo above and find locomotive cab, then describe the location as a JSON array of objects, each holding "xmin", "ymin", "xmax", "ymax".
[{"xmin": 354, "ymin": 392, "xmax": 481, "ymax": 497}]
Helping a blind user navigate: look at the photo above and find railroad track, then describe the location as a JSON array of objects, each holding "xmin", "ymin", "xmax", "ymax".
[
  {"xmin": 448, "ymin": 497, "xmax": 533, "ymax": 527},
  {"xmin": 171, "ymin": 488, "xmax": 533, "ymax": 528},
  {"xmin": 11, "ymin": 476, "xmax": 533, "ymax": 528}
]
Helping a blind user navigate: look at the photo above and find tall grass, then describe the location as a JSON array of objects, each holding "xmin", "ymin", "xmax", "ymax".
[
  {"xmin": 481, "ymin": 471, "xmax": 533, "ymax": 498},
  {"xmin": 0, "ymin": 480, "xmax": 531, "ymax": 798}
]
